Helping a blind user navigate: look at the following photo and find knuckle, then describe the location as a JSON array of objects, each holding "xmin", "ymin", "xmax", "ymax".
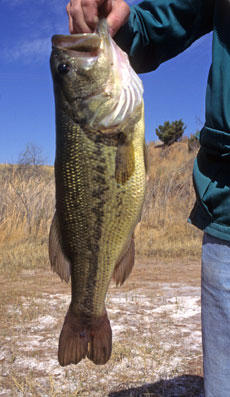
[
  {"xmin": 70, "ymin": 1, "xmax": 81, "ymax": 13},
  {"xmin": 82, "ymin": 0, "xmax": 93, "ymax": 8}
]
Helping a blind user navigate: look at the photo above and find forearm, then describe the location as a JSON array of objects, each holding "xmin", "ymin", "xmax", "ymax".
[{"xmin": 114, "ymin": 0, "xmax": 214, "ymax": 73}]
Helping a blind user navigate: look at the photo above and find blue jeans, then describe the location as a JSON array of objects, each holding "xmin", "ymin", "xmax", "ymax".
[{"xmin": 202, "ymin": 233, "xmax": 230, "ymax": 396}]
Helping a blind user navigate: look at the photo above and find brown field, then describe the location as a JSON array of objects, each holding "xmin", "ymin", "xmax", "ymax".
[{"xmin": 0, "ymin": 142, "xmax": 204, "ymax": 396}]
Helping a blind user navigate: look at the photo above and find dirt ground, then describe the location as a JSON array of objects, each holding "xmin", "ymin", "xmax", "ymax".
[{"xmin": 0, "ymin": 258, "xmax": 203, "ymax": 397}]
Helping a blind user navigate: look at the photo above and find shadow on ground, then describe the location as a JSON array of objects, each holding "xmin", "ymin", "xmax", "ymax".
[{"xmin": 109, "ymin": 375, "xmax": 204, "ymax": 397}]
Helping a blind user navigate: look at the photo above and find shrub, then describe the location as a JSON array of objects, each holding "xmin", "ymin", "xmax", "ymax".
[{"xmin": 155, "ymin": 119, "xmax": 186, "ymax": 146}]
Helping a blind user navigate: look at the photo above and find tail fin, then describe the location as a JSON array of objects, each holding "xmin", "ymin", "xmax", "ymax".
[{"xmin": 58, "ymin": 307, "xmax": 112, "ymax": 366}]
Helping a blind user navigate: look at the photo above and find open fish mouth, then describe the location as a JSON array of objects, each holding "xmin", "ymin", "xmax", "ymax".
[
  {"xmin": 51, "ymin": 22, "xmax": 143, "ymax": 130},
  {"xmin": 51, "ymin": 33, "xmax": 101, "ymax": 55}
]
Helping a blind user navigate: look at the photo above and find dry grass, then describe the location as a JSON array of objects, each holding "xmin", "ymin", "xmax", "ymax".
[
  {"xmin": 135, "ymin": 142, "xmax": 202, "ymax": 258},
  {"xmin": 0, "ymin": 141, "xmax": 201, "ymax": 261},
  {"xmin": 0, "ymin": 164, "xmax": 54, "ymax": 244},
  {"xmin": 0, "ymin": 143, "xmax": 204, "ymax": 396}
]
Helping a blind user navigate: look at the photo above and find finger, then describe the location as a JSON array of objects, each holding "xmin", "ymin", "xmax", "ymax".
[
  {"xmin": 66, "ymin": 3, "xmax": 74, "ymax": 33},
  {"xmin": 98, "ymin": 0, "xmax": 112, "ymax": 18},
  {"xmin": 81, "ymin": 0, "xmax": 104, "ymax": 31},
  {"xmin": 107, "ymin": 0, "xmax": 130, "ymax": 36},
  {"xmin": 67, "ymin": 0, "xmax": 93, "ymax": 33}
]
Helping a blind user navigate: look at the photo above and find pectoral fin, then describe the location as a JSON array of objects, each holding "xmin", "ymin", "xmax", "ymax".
[
  {"xmin": 49, "ymin": 212, "xmax": 71, "ymax": 283},
  {"xmin": 112, "ymin": 236, "xmax": 135, "ymax": 286},
  {"xmin": 115, "ymin": 133, "xmax": 135, "ymax": 185}
]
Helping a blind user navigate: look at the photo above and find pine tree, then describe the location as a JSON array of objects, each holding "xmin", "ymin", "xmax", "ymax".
[{"xmin": 156, "ymin": 119, "xmax": 186, "ymax": 145}]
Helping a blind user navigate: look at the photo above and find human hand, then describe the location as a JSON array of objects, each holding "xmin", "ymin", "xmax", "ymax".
[{"xmin": 66, "ymin": 0, "xmax": 130, "ymax": 37}]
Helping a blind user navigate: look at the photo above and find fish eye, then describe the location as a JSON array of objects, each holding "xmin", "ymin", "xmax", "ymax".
[{"xmin": 57, "ymin": 62, "xmax": 71, "ymax": 75}]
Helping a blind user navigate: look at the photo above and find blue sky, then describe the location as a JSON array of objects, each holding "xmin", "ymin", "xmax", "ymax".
[{"xmin": 0, "ymin": 0, "xmax": 212, "ymax": 165}]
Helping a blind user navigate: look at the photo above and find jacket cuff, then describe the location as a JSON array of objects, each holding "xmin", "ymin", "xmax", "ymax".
[
  {"xmin": 113, "ymin": 7, "xmax": 135, "ymax": 54},
  {"xmin": 200, "ymin": 125, "xmax": 230, "ymax": 157}
]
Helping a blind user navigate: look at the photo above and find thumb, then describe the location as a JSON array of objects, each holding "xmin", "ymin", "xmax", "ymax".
[{"xmin": 107, "ymin": 0, "xmax": 130, "ymax": 36}]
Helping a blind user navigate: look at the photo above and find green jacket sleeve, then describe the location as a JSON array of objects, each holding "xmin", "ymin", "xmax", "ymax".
[{"xmin": 115, "ymin": 0, "xmax": 214, "ymax": 73}]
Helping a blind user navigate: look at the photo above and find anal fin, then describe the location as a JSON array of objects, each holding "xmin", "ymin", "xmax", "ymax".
[
  {"xmin": 112, "ymin": 236, "xmax": 135, "ymax": 286},
  {"xmin": 49, "ymin": 212, "xmax": 71, "ymax": 283}
]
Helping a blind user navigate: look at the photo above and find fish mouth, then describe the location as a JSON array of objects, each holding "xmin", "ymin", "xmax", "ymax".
[{"xmin": 51, "ymin": 33, "xmax": 101, "ymax": 55}]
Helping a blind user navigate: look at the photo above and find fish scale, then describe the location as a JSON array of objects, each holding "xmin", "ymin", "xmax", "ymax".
[
  {"xmin": 56, "ymin": 118, "xmax": 144, "ymax": 317},
  {"xmin": 49, "ymin": 20, "xmax": 146, "ymax": 366}
]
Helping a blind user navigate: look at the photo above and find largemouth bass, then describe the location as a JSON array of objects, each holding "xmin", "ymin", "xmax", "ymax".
[{"xmin": 49, "ymin": 20, "xmax": 146, "ymax": 367}]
